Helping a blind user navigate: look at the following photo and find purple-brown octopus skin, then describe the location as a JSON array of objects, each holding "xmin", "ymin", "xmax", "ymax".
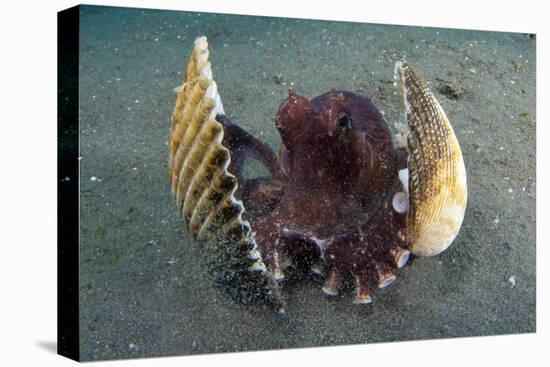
[{"xmin": 218, "ymin": 89, "xmax": 411, "ymax": 303}]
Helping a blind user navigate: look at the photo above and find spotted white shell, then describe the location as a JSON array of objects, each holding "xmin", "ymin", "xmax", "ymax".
[{"xmin": 394, "ymin": 61, "xmax": 467, "ymax": 257}]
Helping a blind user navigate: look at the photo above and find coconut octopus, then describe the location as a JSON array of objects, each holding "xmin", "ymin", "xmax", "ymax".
[{"xmin": 168, "ymin": 36, "xmax": 467, "ymax": 312}]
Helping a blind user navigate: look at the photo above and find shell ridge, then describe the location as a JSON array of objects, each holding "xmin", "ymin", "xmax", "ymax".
[
  {"xmin": 182, "ymin": 142, "xmax": 230, "ymax": 227},
  {"xmin": 170, "ymin": 38, "xmax": 210, "ymax": 157},
  {"xmin": 171, "ymin": 89, "xmax": 215, "ymax": 197},
  {"xmin": 174, "ymin": 110, "xmax": 221, "ymax": 209},
  {"xmin": 170, "ymin": 78, "xmax": 211, "ymax": 183}
]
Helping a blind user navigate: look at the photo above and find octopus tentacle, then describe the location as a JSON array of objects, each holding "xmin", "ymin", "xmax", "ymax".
[
  {"xmin": 217, "ymin": 114, "xmax": 286, "ymax": 183},
  {"xmin": 315, "ymin": 185, "xmax": 409, "ymax": 302},
  {"xmin": 322, "ymin": 269, "xmax": 343, "ymax": 296},
  {"xmin": 216, "ymin": 114, "xmax": 287, "ymax": 217},
  {"xmin": 352, "ymin": 273, "xmax": 372, "ymax": 304}
]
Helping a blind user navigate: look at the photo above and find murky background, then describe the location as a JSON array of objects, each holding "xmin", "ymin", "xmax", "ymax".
[{"xmin": 77, "ymin": 5, "xmax": 536, "ymax": 361}]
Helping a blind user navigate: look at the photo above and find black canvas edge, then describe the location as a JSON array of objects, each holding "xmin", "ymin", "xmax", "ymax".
[{"xmin": 57, "ymin": 4, "xmax": 80, "ymax": 362}]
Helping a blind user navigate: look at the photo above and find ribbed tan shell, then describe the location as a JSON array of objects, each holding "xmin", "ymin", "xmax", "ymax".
[
  {"xmin": 394, "ymin": 61, "xmax": 468, "ymax": 257},
  {"xmin": 168, "ymin": 36, "xmax": 266, "ymax": 273}
]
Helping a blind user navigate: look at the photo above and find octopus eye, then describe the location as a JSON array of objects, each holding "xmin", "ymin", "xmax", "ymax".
[{"xmin": 337, "ymin": 114, "xmax": 352, "ymax": 129}]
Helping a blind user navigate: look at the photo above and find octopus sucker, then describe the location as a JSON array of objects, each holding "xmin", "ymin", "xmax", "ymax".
[
  {"xmin": 168, "ymin": 37, "xmax": 467, "ymax": 311},
  {"xmin": 389, "ymin": 246, "xmax": 411, "ymax": 268},
  {"xmin": 352, "ymin": 274, "xmax": 372, "ymax": 304},
  {"xmin": 322, "ymin": 270, "xmax": 342, "ymax": 296},
  {"xmin": 375, "ymin": 264, "xmax": 396, "ymax": 288}
]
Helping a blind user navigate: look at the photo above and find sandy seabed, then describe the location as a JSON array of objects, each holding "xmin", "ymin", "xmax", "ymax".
[{"xmin": 76, "ymin": 5, "xmax": 536, "ymax": 361}]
